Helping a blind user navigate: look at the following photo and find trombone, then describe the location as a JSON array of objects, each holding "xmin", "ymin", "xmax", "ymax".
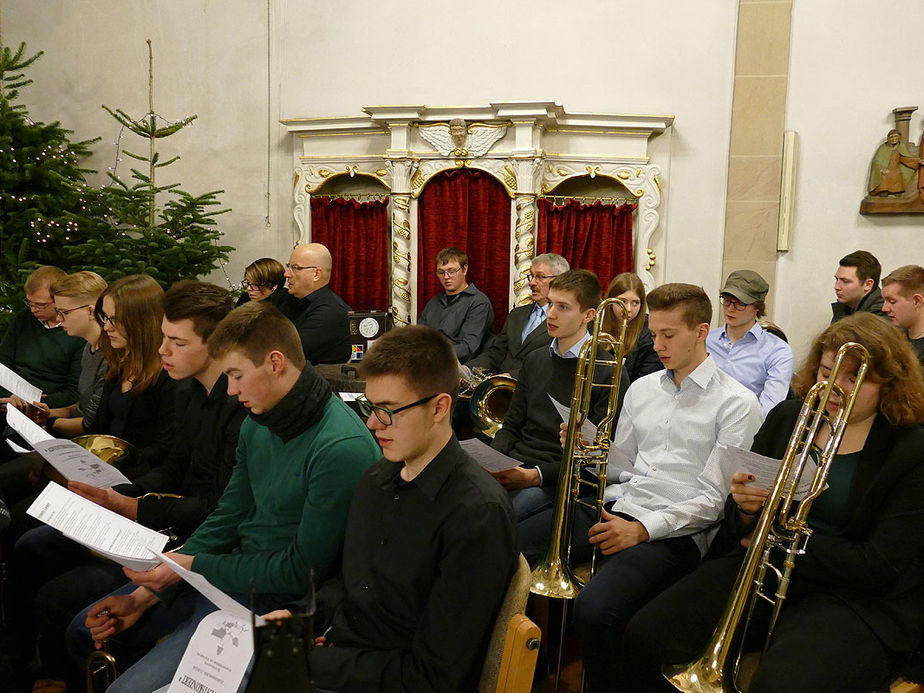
[
  {"xmin": 663, "ymin": 341, "xmax": 870, "ymax": 693},
  {"xmin": 529, "ymin": 297, "xmax": 629, "ymax": 599}
]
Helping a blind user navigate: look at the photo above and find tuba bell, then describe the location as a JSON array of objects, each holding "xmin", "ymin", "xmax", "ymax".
[
  {"xmin": 663, "ymin": 341, "xmax": 870, "ymax": 693},
  {"xmin": 529, "ymin": 297, "xmax": 628, "ymax": 599},
  {"xmin": 460, "ymin": 369, "xmax": 517, "ymax": 438}
]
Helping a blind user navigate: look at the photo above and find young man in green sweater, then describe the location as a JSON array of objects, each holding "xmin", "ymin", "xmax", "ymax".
[{"xmin": 67, "ymin": 301, "xmax": 380, "ymax": 692}]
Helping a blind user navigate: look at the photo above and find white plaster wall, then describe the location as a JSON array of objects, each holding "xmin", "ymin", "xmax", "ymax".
[
  {"xmin": 779, "ymin": 0, "xmax": 924, "ymax": 361},
  {"xmin": 3, "ymin": 0, "xmax": 739, "ymax": 299}
]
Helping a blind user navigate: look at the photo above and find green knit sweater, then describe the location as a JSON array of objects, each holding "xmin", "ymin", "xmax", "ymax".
[
  {"xmin": 183, "ymin": 395, "xmax": 379, "ymax": 595},
  {"xmin": 0, "ymin": 309, "xmax": 84, "ymax": 408}
]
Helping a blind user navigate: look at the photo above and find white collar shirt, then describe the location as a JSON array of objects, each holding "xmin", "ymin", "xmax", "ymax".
[{"xmin": 604, "ymin": 354, "xmax": 764, "ymax": 555}]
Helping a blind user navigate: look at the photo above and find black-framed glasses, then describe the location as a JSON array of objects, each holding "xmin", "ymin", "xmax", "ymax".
[
  {"xmin": 720, "ymin": 295, "xmax": 749, "ymax": 310},
  {"xmin": 23, "ymin": 299, "xmax": 54, "ymax": 310},
  {"xmin": 355, "ymin": 393, "xmax": 439, "ymax": 426},
  {"xmin": 527, "ymin": 272, "xmax": 558, "ymax": 282},
  {"xmin": 55, "ymin": 304, "xmax": 91, "ymax": 318},
  {"xmin": 241, "ymin": 280, "xmax": 265, "ymax": 290},
  {"xmin": 96, "ymin": 310, "xmax": 118, "ymax": 326},
  {"xmin": 286, "ymin": 264, "xmax": 318, "ymax": 273},
  {"xmin": 436, "ymin": 267, "xmax": 462, "ymax": 278}
]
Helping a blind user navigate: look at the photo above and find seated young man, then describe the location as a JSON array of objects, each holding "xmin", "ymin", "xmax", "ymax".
[
  {"xmin": 66, "ymin": 301, "xmax": 380, "ymax": 693},
  {"xmin": 518, "ymin": 283, "xmax": 763, "ymax": 693},
  {"xmin": 490, "ymin": 269, "xmax": 624, "ymax": 521},
  {"xmin": 881, "ymin": 264, "xmax": 924, "ymax": 368},
  {"xmin": 263, "ymin": 325, "xmax": 518, "ymax": 693},
  {"xmin": 15, "ymin": 280, "xmax": 246, "ymax": 689}
]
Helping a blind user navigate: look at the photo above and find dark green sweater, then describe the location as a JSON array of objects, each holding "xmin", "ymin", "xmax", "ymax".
[
  {"xmin": 183, "ymin": 394, "xmax": 380, "ymax": 595},
  {"xmin": 0, "ymin": 309, "xmax": 83, "ymax": 408}
]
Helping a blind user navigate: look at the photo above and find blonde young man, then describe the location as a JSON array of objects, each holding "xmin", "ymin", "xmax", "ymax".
[
  {"xmin": 518, "ymin": 283, "xmax": 763, "ymax": 693},
  {"xmin": 881, "ymin": 264, "xmax": 924, "ymax": 367}
]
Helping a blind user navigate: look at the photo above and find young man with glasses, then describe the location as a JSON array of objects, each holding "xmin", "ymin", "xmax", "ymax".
[
  {"xmin": 280, "ymin": 242, "xmax": 352, "ymax": 364},
  {"xmin": 706, "ymin": 269, "xmax": 794, "ymax": 415},
  {"xmin": 418, "ymin": 247, "xmax": 495, "ymax": 361},
  {"xmin": 464, "ymin": 253, "xmax": 570, "ymax": 378},
  {"xmin": 261, "ymin": 325, "xmax": 517, "ymax": 692},
  {"xmin": 0, "ymin": 265, "xmax": 84, "ymax": 413},
  {"xmin": 67, "ymin": 301, "xmax": 379, "ymax": 692}
]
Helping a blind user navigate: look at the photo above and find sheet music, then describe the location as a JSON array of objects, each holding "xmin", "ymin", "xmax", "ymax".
[
  {"xmin": 0, "ymin": 362, "xmax": 42, "ymax": 405},
  {"xmin": 166, "ymin": 611, "xmax": 254, "ymax": 693},
  {"xmin": 716, "ymin": 444, "xmax": 819, "ymax": 501},
  {"xmin": 26, "ymin": 483, "xmax": 167, "ymax": 571},
  {"xmin": 548, "ymin": 395, "xmax": 598, "ymax": 443},
  {"xmin": 155, "ymin": 551, "xmax": 264, "ymax": 625},
  {"xmin": 32, "ymin": 438, "xmax": 131, "ymax": 488},
  {"xmin": 6, "ymin": 405, "xmax": 54, "ymax": 448},
  {"xmin": 459, "ymin": 438, "xmax": 522, "ymax": 473}
]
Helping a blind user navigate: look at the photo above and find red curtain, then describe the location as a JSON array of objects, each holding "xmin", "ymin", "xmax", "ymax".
[
  {"xmin": 417, "ymin": 169, "xmax": 511, "ymax": 332},
  {"xmin": 310, "ymin": 196, "xmax": 389, "ymax": 311},
  {"xmin": 536, "ymin": 198, "xmax": 636, "ymax": 292}
]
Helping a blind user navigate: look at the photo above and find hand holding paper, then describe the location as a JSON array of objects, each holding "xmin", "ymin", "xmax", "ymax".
[{"xmin": 124, "ymin": 557, "xmax": 184, "ymax": 592}]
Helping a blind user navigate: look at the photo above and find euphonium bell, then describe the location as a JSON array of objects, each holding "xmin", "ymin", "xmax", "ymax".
[{"xmin": 460, "ymin": 369, "xmax": 517, "ymax": 438}]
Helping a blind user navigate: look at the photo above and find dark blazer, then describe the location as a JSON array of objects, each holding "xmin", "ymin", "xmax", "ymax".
[
  {"xmin": 726, "ymin": 399, "xmax": 924, "ymax": 651},
  {"xmin": 281, "ymin": 285, "xmax": 352, "ymax": 365},
  {"xmin": 830, "ymin": 286, "xmax": 886, "ymax": 323},
  {"xmin": 465, "ymin": 303, "xmax": 552, "ymax": 378},
  {"xmin": 84, "ymin": 369, "xmax": 178, "ymax": 479}
]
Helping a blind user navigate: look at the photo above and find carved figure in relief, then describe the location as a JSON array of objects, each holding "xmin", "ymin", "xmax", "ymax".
[
  {"xmin": 419, "ymin": 120, "xmax": 506, "ymax": 158},
  {"xmin": 868, "ymin": 129, "xmax": 920, "ymax": 196}
]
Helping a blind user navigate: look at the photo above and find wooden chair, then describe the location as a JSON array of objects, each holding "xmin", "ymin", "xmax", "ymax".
[{"xmin": 478, "ymin": 554, "xmax": 541, "ymax": 693}]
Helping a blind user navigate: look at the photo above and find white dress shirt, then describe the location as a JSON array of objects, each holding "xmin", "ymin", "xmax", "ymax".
[{"xmin": 604, "ymin": 355, "xmax": 764, "ymax": 555}]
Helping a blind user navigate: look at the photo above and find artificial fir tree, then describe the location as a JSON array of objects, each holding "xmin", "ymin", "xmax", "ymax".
[
  {"xmin": 72, "ymin": 40, "xmax": 233, "ymax": 285},
  {"xmin": 0, "ymin": 40, "xmax": 100, "ymax": 325}
]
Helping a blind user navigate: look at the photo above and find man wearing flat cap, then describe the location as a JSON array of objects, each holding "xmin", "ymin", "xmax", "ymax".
[{"xmin": 706, "ymin": 269, "xmax": 794, "ymax": 415}]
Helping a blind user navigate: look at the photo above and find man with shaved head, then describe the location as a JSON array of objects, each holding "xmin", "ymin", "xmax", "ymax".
[{"xmin": 282, "ymin": 242, "xmax": 352, "ymax": 364}]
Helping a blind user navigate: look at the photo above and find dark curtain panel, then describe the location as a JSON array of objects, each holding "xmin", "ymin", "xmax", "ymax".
[
  {"xmin": 417, "ymin": 169, "xmax": 511, "ymax": 332},
  {"xmin": 310, "ymin": 196, "xmax": 389, "ymax": 311},
  {"xmin": 536, "ymin": 198, "xmax": 636, "ymax": 292}
]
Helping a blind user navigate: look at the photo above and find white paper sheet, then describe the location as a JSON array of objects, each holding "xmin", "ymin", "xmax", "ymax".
[
  {"xmin": 6, "ymin": 438, "xmax": 30, "ymax": 454},
  {"xmin": 459, "ymin": 438, "xmax": 522, "ymax": 473},
  {"xmin": 0, "ymin": 362, "xmax": 42, "ymax": 405},
  {"xmin": 26, "ymin": 483, "xmax": 167, "ymax": 570},
  {"xmin": 716, "ymin": 444, "xmax": 819, "ymax": 501},
  {"xmin": 166, "ymin": 610, "xmax": 254, "ymax": 693},
  {"xmin": 6, "ymin": 405, "xmax": 54, "ymax": 448},
  {"xmin": 32, "ymin": 438, "xmax": 131, "ymax": 488},
  {"xmin": 338, "ymin": 392, "xmax": 361, "ymax": 402},
  {"xmin": 548, "ymin": 395, "xmax": 598, "ymax": 443}
]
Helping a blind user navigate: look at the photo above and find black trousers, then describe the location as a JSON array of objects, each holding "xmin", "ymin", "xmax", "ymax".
[{"xmin": 623, "ymin": 551, "xmax": 898, "ymax": 693}]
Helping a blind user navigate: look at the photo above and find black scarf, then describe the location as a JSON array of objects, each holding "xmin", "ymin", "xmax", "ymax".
[{"xmin": 250, "ymin": 366, "xmax": 332, "ymax": 442}]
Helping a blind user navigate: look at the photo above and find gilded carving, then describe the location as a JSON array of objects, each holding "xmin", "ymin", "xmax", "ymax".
[
  {"xmin": 392, "ymin": 215, "xmax": 411, "ymax": 240},
  {"xmin": 503, "ymin": 164, "xmax": 518, "ymax": 192},
  {"xmin": 645, "ymin": 248, "xmax": 657, "ymax": 271},
  {"xmin": 375, "ymin": 168, "xmax": 387, "ymax": 177},
  {"xmin": 318, "ymin": 168, "xmax": 334, "ymax": 178}
]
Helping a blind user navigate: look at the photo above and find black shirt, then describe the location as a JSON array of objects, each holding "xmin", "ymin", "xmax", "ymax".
[
  {"xmin": 311, "ymin": 435, "xmax": 518, "ymax": 693},
  {"xmin": 281, "ymin": 285, "xmax": 352, "ymax": 365},
  {"xmin": 115, "ymin": 373, "xmax": 248, "ymax": 540}
]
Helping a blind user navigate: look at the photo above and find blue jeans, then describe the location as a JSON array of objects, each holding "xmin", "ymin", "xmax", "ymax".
[
  {"xmin": 518, "ymin": 504, "xmax": 701, "ymax": 693},
  {"xmin": 508, "ymin": 485, "xmax": 556, "ymax": 521},
  {"xmin": 67, "ymin": 583, "xmax": 294, "ymax": 693}
]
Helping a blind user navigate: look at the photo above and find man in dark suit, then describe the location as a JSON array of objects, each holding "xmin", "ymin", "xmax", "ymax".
[
  {"xmin": 463, "ymin": 253, "xmax": 569, "ymax": 378},
  {"xmin": 280, "ymin": 242, "xmax": 352, "ymax": 364}
]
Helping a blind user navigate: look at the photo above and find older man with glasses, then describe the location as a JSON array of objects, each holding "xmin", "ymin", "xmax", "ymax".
[
  {"xmin": 463, "ymin": 253, "xmax": 569, "ymax": 379},
  {"xmin": 418, "ymin": 247, "xmax": 495, "ymax": 362},
  {"xmin": 706, "ymin": 269, "xmax": 794, "ymax": 415},
  {"xmin": 280, "ymin": 242, "xmax": 352, "ymax": 365},
  {"xmin": 0, "ymin": 265, "xmax": 84, "ymax": 415}
]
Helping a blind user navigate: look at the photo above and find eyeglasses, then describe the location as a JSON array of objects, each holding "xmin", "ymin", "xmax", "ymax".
[
  {"xmin": 286, "ymin": 264, "xmax": 318, "ymax": 273},
  {"xmin": 96, "ymin": 310, "xmax": 118, "ymax": 327},
  {"xmin": 436, "ymin": 267, "xmax": 463, "ymax": 278},
  {"xmin": 23, "ymin": 299, "xmax": 54, "ymax": 310},
  {"xmin": 241, "ymin": 280, "xmax": 265, "ymax": 290},
  {"xmin": 720, "ymin": 295, "xmax": 750, "ymax": 311},
  {"xmin": 527, "ymin": 272, "xmax": 558, "ymax": 282},
  {"xmin": 355, "ymin": 393, "xmax": 439, "ymax": 426},
  {"xmin": 55, "ymin": 304, "xmax": 91, "ymax": 318}
]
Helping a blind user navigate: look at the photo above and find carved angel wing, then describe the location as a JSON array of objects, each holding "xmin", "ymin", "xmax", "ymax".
[
  {"xmin": 419, "ymin": 125, "xmax": 456, "ymax": 156},
  {"xmin": 467, "ymin": 125, "xmax": 506, "ymax": 157}
]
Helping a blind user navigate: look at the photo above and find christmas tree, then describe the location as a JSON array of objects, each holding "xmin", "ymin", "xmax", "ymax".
[
  {"xmin": 70, "ymin": 40, "xmax": 233, "ymax": 285},
  {"xmin": 0, "ymin": 40, "xmax": 100, "ymax": 327}
]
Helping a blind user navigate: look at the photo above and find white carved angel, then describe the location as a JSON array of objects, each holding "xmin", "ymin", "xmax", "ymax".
[{"xmin": 419, "ymin": 118, "xmax": 506, "ymax": 158}]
